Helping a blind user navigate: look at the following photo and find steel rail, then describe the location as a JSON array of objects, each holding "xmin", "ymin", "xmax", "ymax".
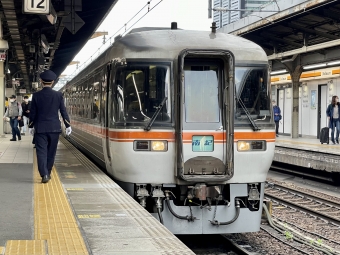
[
  {"xmin": 264, "ymin": 192, "xmax": 340, "ymax": 226},
  {"xmin": 265, "ymin": 181, "xmax": 340, "ymax": 209},
  {"xmin": 221, "ymin": 235, "xmax": 255, "ymax": 255}
]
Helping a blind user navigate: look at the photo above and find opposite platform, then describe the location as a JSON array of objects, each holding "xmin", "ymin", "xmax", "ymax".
[{"xmin": 274, "ymin": 136, "xmax": 340, "ymax": 173}]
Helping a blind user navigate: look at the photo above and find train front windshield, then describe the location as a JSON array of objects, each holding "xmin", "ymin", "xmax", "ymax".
[
  {"xmin": 235, "ymin": 66, "xmax": 272, "ymax": 126},
  {"xmin": 115, "ymin": 63, "xmax": 171, "ymax": 125}
]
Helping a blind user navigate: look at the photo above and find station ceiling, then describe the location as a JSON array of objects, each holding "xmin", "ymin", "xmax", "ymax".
[
  {"xmin": 225, "ymin": 0, "xmax": 340, "ymax": 70},
  {"xmin": 0, "ymin": 0, "xmax": 118, "ymax": 93}
]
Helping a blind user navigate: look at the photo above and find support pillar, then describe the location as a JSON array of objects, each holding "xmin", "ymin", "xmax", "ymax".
[
  {"xmin": 0, "ymin": 61, "xmax": 4, "ymax": 136},
  {"xmin": 281, "ymin": 55, "xmax": 303, "ymax": 138}
]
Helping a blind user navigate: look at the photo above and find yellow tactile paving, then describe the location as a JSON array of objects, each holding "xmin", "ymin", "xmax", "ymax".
[
  {"xmin": 33, "ymin": 151, "xmax": 89, "ymax": 255},
  {"xmin": 0, "ymin": 246, "xmax": 4, "ymax": 255},
  {"xmin": 4, "ymin": 240, "xmax": 45, "ymax": 255},
  {"xmin": 4, "ymin": 151, "xmax": 89, "ymax": 255}
]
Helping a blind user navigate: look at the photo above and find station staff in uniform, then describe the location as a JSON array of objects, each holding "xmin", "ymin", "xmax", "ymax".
[{"xmin": 29, "ymin": 70, "xmax": 72, "ymax": 183}]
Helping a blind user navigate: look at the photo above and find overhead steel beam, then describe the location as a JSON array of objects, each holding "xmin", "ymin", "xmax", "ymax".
[
  {"xmin": 2, "ymin": 0, "xmax": 29, "ymax": 88},
  {"xmin": 322, "ymin": 8, "xmax": 340, "ymax": 21},
  {"xmin": 285, "ymin": 22, "xmax": 340, "ymax": 40},
  {"xmin": 268, "ymin": 38, "xmax": 340, "ymax": 60},
  {"xmin": 261, "ymin": 32, "xmax": 303, "ymax": 47},
  {"xmin": 225, "ymin": 0, "xmax": 337, "ymax": 36}
]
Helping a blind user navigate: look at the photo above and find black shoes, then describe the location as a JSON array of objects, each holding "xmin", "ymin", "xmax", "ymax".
[
  {"xmin": 276, "ymin": 134, "xmax": 279, "ymax": 137},
  {"xmin": 10, "ymin": 138, "xmax": 16, "ymax": 141},
  {"xmin": 18, "ymin": 136, "xmax": 21, "ymax": 141},
  {"xmin": 41, "ymin": 175, "xmax": 51, "ymax": 183}
]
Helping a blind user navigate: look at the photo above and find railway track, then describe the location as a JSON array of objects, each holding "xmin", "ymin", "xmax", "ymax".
[
  {"xmin": 265, "ymin": 181, "xmax": 340, "ymax": 225},
  {"xmin": 177, "ymin": 234, "xmax": 257, "ymax": 254},
  {"xmin": 222, "ymin": 235, "xmax": 257, "ymax": 255}
]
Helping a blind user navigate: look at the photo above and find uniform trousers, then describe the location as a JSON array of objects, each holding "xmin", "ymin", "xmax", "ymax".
[{"xmin": 35, "ymin": 132, "xmax": 60, "ymax": 177}]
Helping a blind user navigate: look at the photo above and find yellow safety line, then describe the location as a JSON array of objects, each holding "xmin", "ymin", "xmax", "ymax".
[
  {"xmin": 0, "ymin": 246, "xmax": 4, "ymax": 255},
  {"xmin": 4, "ymin": 151, "xmax": 89, "ymax": 255}
]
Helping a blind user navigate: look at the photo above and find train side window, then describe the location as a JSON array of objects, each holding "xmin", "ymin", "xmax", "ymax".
[
  {"xmin": 101, "ymin": 72, "xmax": 107, "ymax": 126},
  {"xmin": 92, "ymin": 74, "xmax": 101, "ymax": 122}
]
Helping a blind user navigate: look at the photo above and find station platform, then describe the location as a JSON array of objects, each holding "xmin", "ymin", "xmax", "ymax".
[
  {"xmin": 274, "ymin": 136, "xmax": 340, "ymax": 173},
  {"xmin": 0, "ymin": 134, "xmax": 194, "ymax": 255}
]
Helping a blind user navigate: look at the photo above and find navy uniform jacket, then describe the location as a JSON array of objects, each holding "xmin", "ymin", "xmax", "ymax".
[{"xmin": 29, "ymin": 87, "xmax": 70, "ymax": 133}]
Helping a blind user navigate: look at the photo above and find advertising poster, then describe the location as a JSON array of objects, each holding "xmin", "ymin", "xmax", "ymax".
[{"xmin": 311, "ymin": 90, "xmax": 316, "ymax": 109}]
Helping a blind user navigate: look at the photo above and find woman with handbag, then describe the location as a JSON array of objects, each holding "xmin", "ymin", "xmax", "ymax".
[{"xmin": 326, "ymin": 95, "xmax": 340, "ymax": 145}]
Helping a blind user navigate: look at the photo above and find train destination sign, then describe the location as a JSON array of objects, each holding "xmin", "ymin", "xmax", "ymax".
[
  {"xmin": 192, "ymin": 135, "xmax": 214, "ymax": 152},
  {"xmin": 23, "ymin": 0, "xmax": 50, "ymax": 14}
]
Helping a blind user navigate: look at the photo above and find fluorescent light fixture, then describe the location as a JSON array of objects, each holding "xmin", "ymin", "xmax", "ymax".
[
  {"xmin": 46, "ymin": 6, "xmax": 57, "ymax": 25},
  {"xmin": 40, "ymin": 34, "xmax": 50, "ymax": 54},
  {"xmin": 303, "ymin": 63, "xmax": 326, "ymax": 70},
  {"xmin": 270, "ymin": 69, "xmax": 287, "ymax": 75},
  {"xmin": 327, "ymin": 60, "xmax": 340, "ymax": 66}
]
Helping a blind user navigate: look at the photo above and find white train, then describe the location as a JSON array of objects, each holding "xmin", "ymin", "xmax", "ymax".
[{"xmin": 61, "ymin": 24, "xmax": 275, "ymax": 234}]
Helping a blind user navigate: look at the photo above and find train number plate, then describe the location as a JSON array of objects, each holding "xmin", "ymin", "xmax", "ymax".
[{"xmin": 192, "ymin": 136, "xmax": 214, "ymax": 152}]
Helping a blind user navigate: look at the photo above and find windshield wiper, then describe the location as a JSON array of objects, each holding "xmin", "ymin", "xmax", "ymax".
[
  {"xmin": 144, "ymin": 97, "xmax": 168, "ymax": 131},
  {"xmin": 237, "ymin": 97, "xmax": 260, "ymax": 131},
  {"xmin": 132, "ymin": 73, "xmax": 150, "ymax": 120}
]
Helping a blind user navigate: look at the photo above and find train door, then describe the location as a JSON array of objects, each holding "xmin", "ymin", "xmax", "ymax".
[
  {"xmin": 278, "ymin": 89, "xmax": 284, "ymax": 134},
  {"xmin": 177, "ymin": 50, "xmax": 234, "ymax": 182},
  {"xmin": 103, "ymin": 65, "xmax": 112, "ymax": 169},
  {"xmin": 317, "ymin": 84, "xmax": 328, "ymax": 138}
]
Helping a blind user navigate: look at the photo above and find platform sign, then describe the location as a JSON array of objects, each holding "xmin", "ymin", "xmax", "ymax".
[{"xmin": 23, "ymin": 0, "xmax": 50, "ymax": 14}]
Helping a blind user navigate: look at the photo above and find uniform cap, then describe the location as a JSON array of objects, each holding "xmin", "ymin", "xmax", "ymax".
[
  {"xmin": 10, "ymin": 95, "xmax": 16, "ymax": 99},
  {"xmin": 40, "ymin": 70, "xmax": 57, "ymax": 82}
]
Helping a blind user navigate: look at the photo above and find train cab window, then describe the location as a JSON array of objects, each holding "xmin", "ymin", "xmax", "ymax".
[
  {"xmin": 114, "ymin": 63, "xmax": 171, "ymax": 124},
  {"xmin": 235, "ymin": 67, "xmax": 271, "ymax": 125},
  {"xmin": 184, "ymin": 64, "xmax": 220, "ymax": 123}
]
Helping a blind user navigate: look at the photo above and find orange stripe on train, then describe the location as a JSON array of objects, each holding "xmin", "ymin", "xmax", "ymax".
[{"xmin": 70, "ymin": 120, "xmax": 275, "ymax": 141}]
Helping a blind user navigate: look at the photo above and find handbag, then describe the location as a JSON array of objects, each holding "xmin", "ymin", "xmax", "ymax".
[{"xmin": 19, "ymin": 119, "xmax": 24, "ymax": 127}]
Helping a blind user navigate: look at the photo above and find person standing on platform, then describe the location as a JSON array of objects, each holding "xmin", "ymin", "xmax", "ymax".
[
  {"xmin": 28, "ymin": 70, "xmax": 72, "ymax": 183},
  {"xmin": 4, "ymin": 96, "xmax": 8, "ymax": 112},
  {"xmin": 2, "ymin": 95, "xmax": 22, "ymax": 141},
  {"xmin": 326, "ymin": 95, "xmax": 340, "ymax": 145},
  {"xmin": 272, "ymin": 100, "xmax": 281, "ymax": 137},
  {"xmin": 21, "ymin": 95, "xmax": 31, "ymax": 135}
]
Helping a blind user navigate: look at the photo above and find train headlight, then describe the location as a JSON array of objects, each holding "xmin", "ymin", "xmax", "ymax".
[
  {"xmin": 237, "ymin": 141, "xmax": 266, "ymax": 152},
  {"xmin": 237, "ymin": 141, "xmax": 250, "ymax": 151},
  {"xmin": 134, "ymin": 140, "xmax": 168, "ymax": 152},
  {"xmin": 151, "ymin": 141, "xmax": 168, "ymax": 151}
]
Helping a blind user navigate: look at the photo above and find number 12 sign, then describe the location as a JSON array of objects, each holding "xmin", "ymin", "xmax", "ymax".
[{"xmin": 23, "ymin": 0, "xmax": 50, "ymax": 14}]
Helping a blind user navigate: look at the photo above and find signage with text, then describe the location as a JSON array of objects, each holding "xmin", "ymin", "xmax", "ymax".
[{"xmin": 23, "ymin": 0, "xmax": 50, "ymax": 14}]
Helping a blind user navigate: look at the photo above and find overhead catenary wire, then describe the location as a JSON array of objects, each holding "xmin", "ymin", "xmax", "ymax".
[
  {"xmin": 110, "ymin": 1, "xmax": 151, "ymax": 40},
  {"xmin": 121, "ymin": 0, "xmax": 164, "ymax": 36},
  {"xmin": 57, "ymin": 0, "xmax": 164, "ymax": 89}
]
